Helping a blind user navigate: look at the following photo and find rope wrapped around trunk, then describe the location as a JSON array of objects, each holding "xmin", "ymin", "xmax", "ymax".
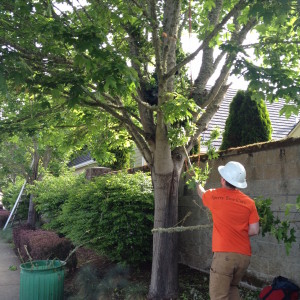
[{"xmin": 152, "ymin": 223, "xmax": 212, "ymax": 233}]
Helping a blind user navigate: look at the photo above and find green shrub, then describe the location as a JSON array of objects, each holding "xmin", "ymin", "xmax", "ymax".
[
  {"xmin": 220, "ymin": 90, "xmax": 272, "ymax": 150},
  {"xmin": 59, "ymin": 171, "xmax": 154, "ymax": 266},
  {"xmin": 33, "ymin": 171, "xmax": 154, "ymax": 266},
  {"xmin": 30, "ymin": 170, "xmax": 85, "ymax": 231}
]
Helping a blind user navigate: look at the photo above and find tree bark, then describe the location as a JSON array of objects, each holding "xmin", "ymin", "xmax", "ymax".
[
  {"xmin": 27, "ymin": 194, "xmax": 37, "ymax": 227},
  {"xmin": 148, "ymin": 169, "xmax": 179, "ymax": 299}
]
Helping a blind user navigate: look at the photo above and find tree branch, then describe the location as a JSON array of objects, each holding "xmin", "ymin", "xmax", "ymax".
[
  {"xmin": 128, "ymin": 0, "xmax": 151, "ymax": 20},
  {"xmin": 191, "ymin": 0, "xmax": 224, "ymax": 97},
  {"xmin": 149, "ymin": 0, "xmax": 163, "ymax": 80},
  {"xmin": 80, "ymin": 86, "xmax": 147, "ymax": 139},
  {"xmin": 132, "ymin": 94, "xmax": 158, "ymax": 112},
  {"xmin": 0, "ymin": 104, "xmax": 65, "ymax": 126},
  {"xmin": 242, "ymin": 40, "xmax": 300, "ymax": 49},
  {"xmin": 186, "ymin": 84, "xmax": 230, "ymax": 152},
  {"xmin": 163, "ymin": 0, "xmax": 248, "ymax": 81}
]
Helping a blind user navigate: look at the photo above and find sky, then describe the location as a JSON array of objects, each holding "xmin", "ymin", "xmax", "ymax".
[{"xmin": 182, "ymin": 31, "xmax": 259, "ymax": 90}]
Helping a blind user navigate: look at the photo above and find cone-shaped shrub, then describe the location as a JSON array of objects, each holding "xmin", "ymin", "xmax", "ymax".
[{"xmin": 220, "ymin": 90, "xmax": 272, "ymax": 150}]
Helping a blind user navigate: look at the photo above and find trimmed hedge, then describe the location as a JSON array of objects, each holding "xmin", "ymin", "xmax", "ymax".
[
  {"xmin": 33, "ymin": 171, "xmax": 154, "ymax": 266},
  {"xmin": 13, "ymin": 225, "xmax": 77, "ymax": 271},
  {"xmin": 59, "ymin": 172, "xmax": 154, "ymax": 266},
  {"xmin": 13, "ymin": 224, "xmax": 35, "ymax": 251}
]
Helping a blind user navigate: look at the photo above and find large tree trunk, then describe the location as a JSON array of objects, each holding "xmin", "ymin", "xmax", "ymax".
[{"xmin": 148, "ymin": 168, "xmax": 180, "ymax": 299}]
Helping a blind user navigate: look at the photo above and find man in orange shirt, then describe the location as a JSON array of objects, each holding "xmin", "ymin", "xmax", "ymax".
[{"xmin": 197, "ymin": 161, "xmax": 260, "ymax": 300}]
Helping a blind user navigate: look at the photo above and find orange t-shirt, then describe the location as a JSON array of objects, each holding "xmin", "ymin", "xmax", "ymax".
[{"xmin": 202, "ymin": 188, "xmax": 259, "ymax": 256}]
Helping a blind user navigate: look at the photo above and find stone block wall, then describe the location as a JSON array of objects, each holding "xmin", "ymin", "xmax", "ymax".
[
  {"xmin": 178, "ymin": 138, "xmax": 300, "ymax": 287},
  {"xmin": 85, "ymin": 167, "xmax": 112, "ymax": 180}
]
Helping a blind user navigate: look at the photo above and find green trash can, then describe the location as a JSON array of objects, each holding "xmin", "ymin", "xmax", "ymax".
[{"xmin": 20, "ymin": 260, "xmax": 66, "ymax": 300}]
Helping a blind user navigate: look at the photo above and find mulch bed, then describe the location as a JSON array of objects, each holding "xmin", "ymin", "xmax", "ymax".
[
  {"xmin": 63, "ymin": 248, "xmax": 260, "ymax": 300},
  {"xmin": 63, "ymin": 246, "xmax": 208, "ymax": 299}
]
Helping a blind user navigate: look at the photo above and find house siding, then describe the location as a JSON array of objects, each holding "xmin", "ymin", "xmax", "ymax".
[
  {"xmin": 132, "ymin": 147, "xmax": 146, "ymax": 167},
  {"xmin": 289, "ymin": 121, "xmax": 300, "ymax": 138}
]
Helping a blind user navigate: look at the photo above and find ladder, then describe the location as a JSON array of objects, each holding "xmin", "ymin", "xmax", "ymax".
[
  {"xmin": 3, "ymin": 158, "xmax": 34, "ymax": 230},
  {"xmin": 3, "ymin": 180, "xmax": 27, "ymax": 230}
]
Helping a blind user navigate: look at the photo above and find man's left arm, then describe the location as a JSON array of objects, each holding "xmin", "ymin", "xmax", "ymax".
[
  {"xmin": 248, "ymin": 222, "xmax": 260, "ymax": 236},
  {"xmin": 197, "ymin": 183, "xmax": 206, "ymax": 199}
]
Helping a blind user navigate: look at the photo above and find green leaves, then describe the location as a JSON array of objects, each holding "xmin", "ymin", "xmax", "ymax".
[
  {"xmin": 0, "ymin": 0, "xmax": 299, "ymax": 164},
  {"xmin": 184, "ymin": 162, "xmax": 211, "ymax": 190},
  {"xmin": 279, "ymin": 104, "xmax": 300, "ymax": 118},
  {"xmin": 0, "ymin": 0, "xmax": 139, "ymax": 115},
  {"xmin": 255, "ymin": 197, "xmax": 298, "ymax": 255},
  {"xmin": 163, "ymin": 93, "xmax": 198, "ymax": 124},
  {"xmin": 104, "ymin": 76, "xmax": 117, "ymax": 93},
  {"xmin": 161, "ymin": 93, "xmax": 200, "ymax": 149},
  {"xmin": 9, "ymin": 265, "xmax": 18, "ymax": 271},
  {"xmin": 0, "ymin": 66, "xmax": 7, "ymax": 94},
  {"xmin": 244, "ymin": 1, "xmax": 300, "ymax": 112},
  {"xmin": 204, "ymin": 128, "xmax": 220, "ymax": 160},
  {"xmin": 203, "ymin": 0, "xmax": 216, "ymax": 11},
  {"xmin": 33, "ymin": 171, "xmax": 154, "ymax": 266}
]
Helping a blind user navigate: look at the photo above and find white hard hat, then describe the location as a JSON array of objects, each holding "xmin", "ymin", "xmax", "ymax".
[{"xmin": 218, "ymin": 161, "xmax": 247, "ymax": 189}]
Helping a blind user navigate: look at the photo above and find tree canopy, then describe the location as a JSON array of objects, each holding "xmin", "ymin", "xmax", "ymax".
[{"xmin": 0, "ymin": 1, "xmax": 299, "ymax": 298}]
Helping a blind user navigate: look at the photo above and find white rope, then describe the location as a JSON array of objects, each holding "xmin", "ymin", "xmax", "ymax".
[{"xmin": 152, "ymin": 224, "xmax": 212, "ymax": 233}]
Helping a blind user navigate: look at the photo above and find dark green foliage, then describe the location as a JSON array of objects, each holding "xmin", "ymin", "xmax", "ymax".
[
  {"xmin": 30, "ymin": 171, "xmax": 86, "ymax": 232},
  {"xmin": 220, "ymin": 90, "xmax": 272, "ymax": 150},
  {"xmin": 33, "ymin": 171, "xmax": 154, "ymax": 266},
  {"xmin": 59, "ymin": 172, "xmax": 154, "ymax": 266},
  {"xmin": 106, "ymin": 146, "xmax": 132, "ymax": 170},
  {"xmin": 1, "ymin": 179, "xmax": 24, "ymax": 210}
]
